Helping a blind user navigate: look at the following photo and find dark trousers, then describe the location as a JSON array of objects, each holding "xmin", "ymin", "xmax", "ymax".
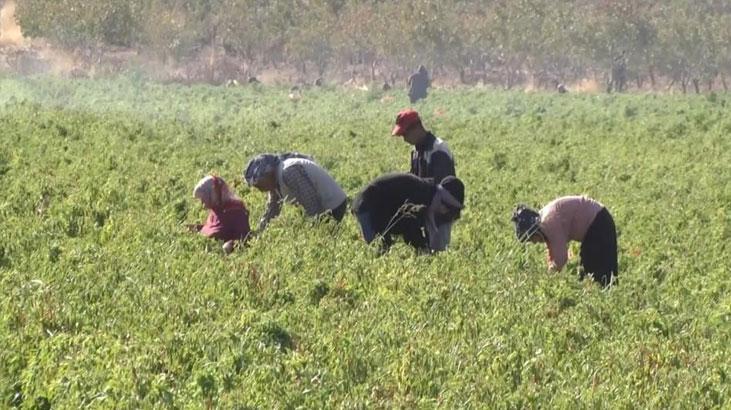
[
  {"xmin": 355, "ymin": 209, "xmax": 428, "ymax": 252},
  {"xmin": 329, "ymin": 200, "xmax": 348, "ymax": 223},
  {"xmin": 580, "ymin": 208, "xmax": 618, "ymax": 287}
]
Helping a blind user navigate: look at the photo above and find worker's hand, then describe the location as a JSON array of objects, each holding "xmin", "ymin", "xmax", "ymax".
[
  {"xmin": 222, "ymin": 240, "xmax": 235, "ymax": 254},
  {"xmin": 186, "ymin": 223, "xmax": 202, "ymax": 233},
  {"xmin": 547, "ymin": 261, "xmax": 564, "ymax": 272}
]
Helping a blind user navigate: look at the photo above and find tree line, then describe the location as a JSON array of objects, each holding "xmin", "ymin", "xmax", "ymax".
[{"xmin": 14, "ymin": 0, "xmax": 731, "ymax": 91}]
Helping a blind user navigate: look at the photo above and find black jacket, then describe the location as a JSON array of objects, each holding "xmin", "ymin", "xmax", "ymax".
[
  {"xmin": 410, "ymin": 133, "xmax": 455, "ymax": 184},
  {"xmin": 352, "ymin": 173, "xmax": 437, "ymax": 250}
]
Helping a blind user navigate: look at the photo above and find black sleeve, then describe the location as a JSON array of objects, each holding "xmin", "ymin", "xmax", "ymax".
[
  {"xmin": 430, "ymin": 151, "xmax": 455, "ymax": 184},
  {"xmin": 409, "ymin": 151, "xmax": 417, "ymax": 175}
]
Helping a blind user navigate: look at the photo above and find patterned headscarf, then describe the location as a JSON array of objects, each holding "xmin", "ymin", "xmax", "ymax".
[{"xmin": 243, "ymin": 152, "xmax": 312, "ymax": 186}]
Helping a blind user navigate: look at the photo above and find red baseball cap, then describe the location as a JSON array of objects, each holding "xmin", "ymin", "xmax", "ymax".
[{"xmin": 392, "ymin": 109, "xmax": 421, "ymax": 136}]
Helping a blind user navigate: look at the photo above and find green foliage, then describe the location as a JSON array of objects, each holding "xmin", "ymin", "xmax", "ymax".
[
  {"xmin": 12, "ymin": 0, "xmax": 731, "ymax": 88},
  {"xmin": 0, "ymin": 77, "xmax": 729, "ymax": 407},
  {"xmin": 16, "ymin": 0, "xmax": 143, "ymax": 48}
]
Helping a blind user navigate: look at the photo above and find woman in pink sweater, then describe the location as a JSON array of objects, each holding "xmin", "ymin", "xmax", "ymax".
[{"xmin": 511, "ymin": 195, "xmax": 618, "ymax": 287}]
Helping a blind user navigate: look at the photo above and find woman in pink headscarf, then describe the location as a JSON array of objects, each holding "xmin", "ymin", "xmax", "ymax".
[{"xmin": 190, "ymin": 175, "xmax": 251, "ymax": 253}]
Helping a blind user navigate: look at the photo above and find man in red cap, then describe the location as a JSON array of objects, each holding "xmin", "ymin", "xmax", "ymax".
[
  {"xmin": 392, "ymin": 109, "xmax": 458, "ymax": 249},
  {"xmin": 392, "ymin": 109, "xmax": 455, "ymax": 184}
]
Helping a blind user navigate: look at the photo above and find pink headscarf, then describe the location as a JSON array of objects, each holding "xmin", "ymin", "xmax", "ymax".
[
  {"xmin": 193, "ymin": 176, "xmax": 251, "ymax": 241},
  {"xmin": 193, "ymin": 175, "xmax": 241, "ymax": 209}
]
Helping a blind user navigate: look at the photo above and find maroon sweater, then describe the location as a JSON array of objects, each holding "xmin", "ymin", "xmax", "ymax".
[{"xmin": 200, "ymin": 200, "xmax": 251, "ymax": 242}]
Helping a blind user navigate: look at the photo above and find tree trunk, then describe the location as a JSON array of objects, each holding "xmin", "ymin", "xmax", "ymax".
[
  {"xmin": 692, "ymin": 78, "xmax": 700, "ymax": 94},
  {"xmin": 505, "ymin": 67, "xmax": 514, "ymax": 90},
  {"xmin": 649, "ymin": 66, "xmax": 656, "ymax": 88},
  {"xmin": 722, "ymin": 76, "xmax": 728, "ymax": 91},
  {"xmin": 207, "ymin": 25, "xmax": 218, "ymax": 84},
  {"xmin": 208, "ymin": 49, "xmax": 216, "ymax": 84}
]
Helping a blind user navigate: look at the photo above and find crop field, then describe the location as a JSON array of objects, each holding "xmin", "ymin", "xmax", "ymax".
[{"xmin": 0, "ymin": 76, "xmax": 729, "ymax": 408}]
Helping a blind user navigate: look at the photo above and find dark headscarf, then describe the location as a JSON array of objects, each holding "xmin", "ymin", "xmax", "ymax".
[{"xmin": 511, "ymin": 205, "xmax": 541, "ymax": 242}]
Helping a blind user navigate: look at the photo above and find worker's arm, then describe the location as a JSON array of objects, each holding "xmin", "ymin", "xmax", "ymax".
[
  {"xmin": 546, "ymin": 238, "xmax": 568, "ymax": 272},
  {"xmin": 258, "ymin": 190, "xmax": 282, "ymax": 232}
]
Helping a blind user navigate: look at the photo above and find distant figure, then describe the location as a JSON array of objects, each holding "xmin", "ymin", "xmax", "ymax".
[
  {"xmin": 313, "ymin": 77, "xmax": 323, "ymax": 87},
  {"xmin": 557, "ymin": 83, "xmax": 568, "ymax": 94},
  {"xmin": 288, "ymin": 86, "xmax": 302, "ymax": 101},
  {"xmin": 352, "ymin": 173, "xmax": 465, "ymax": 253},
  {"xmin": 244, "ymin": 153, "xmax": 348, "ymax": 234},
  {"xmin": 247, "ymin": 76, "xmax": 260, "ymax": 84},
  {"xmin": 408, "ymin": 65, "xmax": 431, "ymax": 103},
  {"xmin": 225, "ymin": 79, "xmax": 239, "ymax": 87},
  {"xmin": 69, "ymin": 67, "xmax": 88, "ymax": 79},
  {"xmin": 511, "ymin": 196, "xmax": 618, "ymax": 287},
  {"xmin": 609, "ymin": 51, "xmax": 627, "ymax": 93},
  {"xmin": 190, "ymin": 175, "xmax": 251, "ymax": 254},
  {"xmin": 382, "ymin": 81, "xmax": 392, "ymax": 91}
]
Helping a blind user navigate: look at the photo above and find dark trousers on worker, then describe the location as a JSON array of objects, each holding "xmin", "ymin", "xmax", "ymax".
[
  {"xmin": 580, "ymin": 208, "xmax": 618, "ymax": 287},
  {"xmin": 355, "ymin": 209, "xmax": 428, "ymax": 252},
  {"xmin": 322, "ymin": 199, "xmax": 348, "ymax": 223}
]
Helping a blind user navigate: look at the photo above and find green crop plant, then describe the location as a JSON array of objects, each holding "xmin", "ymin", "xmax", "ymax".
[{"xmin": 0, "ymin": 76, "xmax": 729, "ymax": 408}]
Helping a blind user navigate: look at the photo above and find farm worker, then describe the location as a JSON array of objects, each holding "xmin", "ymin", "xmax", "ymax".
[
  {"xmin": 191, "ymin": 175, "xmax": 251, "ymax": 253},
  {"xmin": 244, "ymin": 153, "xmax": 348, "ymax": 233},
  {"xmin": 407, "ymin": 64, "xmax": 430, "ymax": 103},
  {"xmin": 511, "ymin": 195, "xmax": 618, "ymax": 287},
  {"xmin": 352, "ymin": 173, "xmax": 464, "ymax": 253},
  {"xmin": 393, "ymin": 109, "xmax": 457, "ymax": 244},
  {"xmin": 393, "ymin": 109, "xmax": 455, "ymax": 183}
]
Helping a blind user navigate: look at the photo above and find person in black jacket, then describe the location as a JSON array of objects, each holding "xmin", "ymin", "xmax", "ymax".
[
  {"xmin": 408, "ymin": 65, "xmax": 430, "ymax": 103},
  {"xmin": 352, "ymin": 173, "xmax": 465, "ymax": 253},
  {"xmin": 392, "ymin": 109, "xmax": 456, "ymax": 184},
  {"xmin": 392, "ymin": 109, "xmax": 458, "ymax": 243}
]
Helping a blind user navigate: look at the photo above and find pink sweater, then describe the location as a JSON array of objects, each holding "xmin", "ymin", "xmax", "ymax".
[{"xmin": 539, "ymin": 196, "xmax": 603, "ymax": 271}]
